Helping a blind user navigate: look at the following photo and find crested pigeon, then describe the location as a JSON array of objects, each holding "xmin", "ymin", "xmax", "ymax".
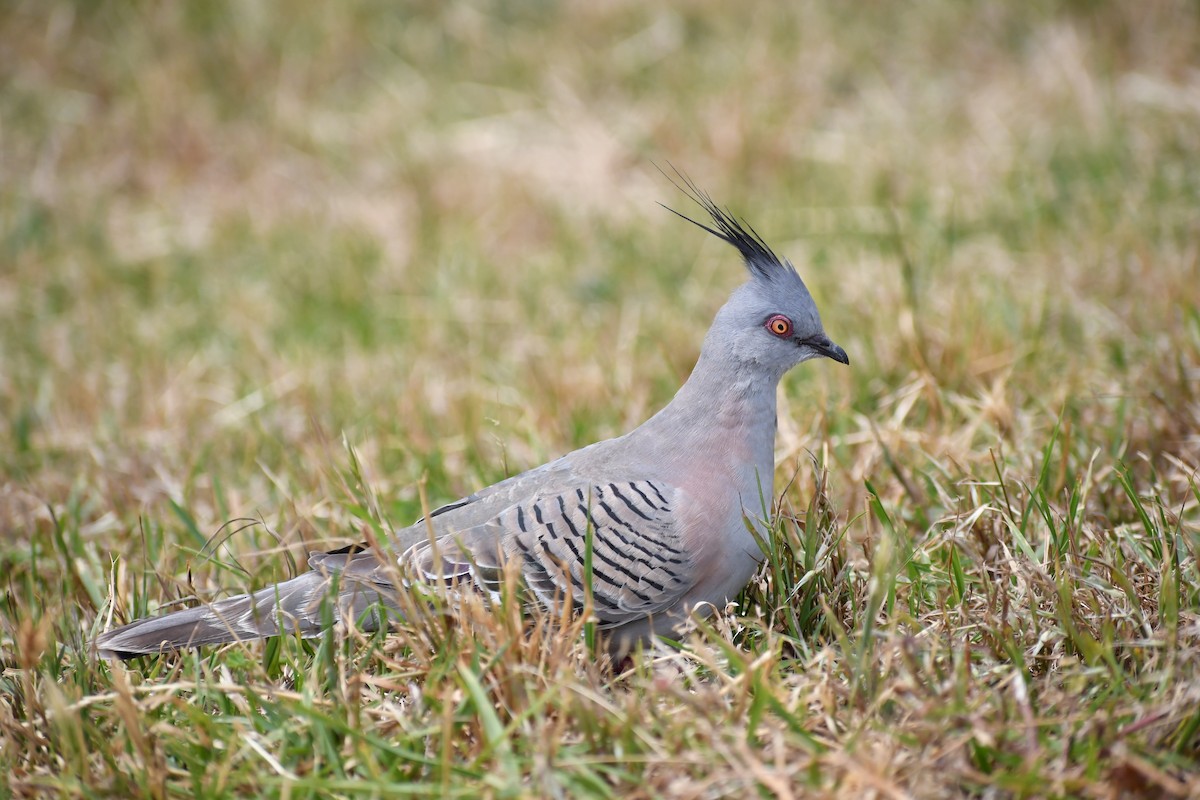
[{"xmin": 94, "ymin": 183, "xmax": 848, "ymax": 660}]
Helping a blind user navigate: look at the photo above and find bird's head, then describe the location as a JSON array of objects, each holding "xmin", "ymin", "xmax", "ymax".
[{"xmin": 666, "ymin": 178, "xmax": 848, "ymax": 378}]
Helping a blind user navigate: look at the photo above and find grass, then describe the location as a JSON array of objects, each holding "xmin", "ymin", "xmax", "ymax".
[{"xmin": 2, "ymin": 0, "xmax": 1199, "ymax": 797}]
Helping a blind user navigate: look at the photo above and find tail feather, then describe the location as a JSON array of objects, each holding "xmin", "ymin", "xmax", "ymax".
[{"xmin": 95, "ymin": 566, "xmax": 394, "ymax": 660}]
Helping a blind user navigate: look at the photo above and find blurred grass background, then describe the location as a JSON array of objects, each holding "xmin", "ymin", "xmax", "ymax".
[{"xmin": 2, "ymin": 1, "xmax": 1199, "ymax": 797}]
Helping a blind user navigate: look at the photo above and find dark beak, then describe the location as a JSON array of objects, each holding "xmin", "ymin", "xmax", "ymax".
[{"xmin": 804, "ymin": 335, "xmax": 850, "ymax": 365}]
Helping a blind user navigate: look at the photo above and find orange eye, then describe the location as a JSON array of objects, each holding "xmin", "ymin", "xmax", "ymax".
[{"xmin": 766, "ymin": 315, "xmax": 793, "ymax": 337}]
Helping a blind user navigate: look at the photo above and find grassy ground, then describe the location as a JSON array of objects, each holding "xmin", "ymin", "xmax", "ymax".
[{"xmin": 3, "ymin": 1, "xmax": 1199, "ymax": 797}]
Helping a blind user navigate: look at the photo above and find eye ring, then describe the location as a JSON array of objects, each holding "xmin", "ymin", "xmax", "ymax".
[{"xmin": 765, "ymin": 314, "xmax": 793, "ymax": 338}]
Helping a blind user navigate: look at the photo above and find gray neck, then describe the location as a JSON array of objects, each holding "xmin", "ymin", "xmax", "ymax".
[{"xmin": 632, "ymin": 336, "xmax": 782, "ymax": 485}]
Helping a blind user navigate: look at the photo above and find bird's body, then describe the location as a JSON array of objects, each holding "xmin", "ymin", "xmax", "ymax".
[{"xmin": 95, "ymin": 183, "xmax": 847, "ymax": 660}]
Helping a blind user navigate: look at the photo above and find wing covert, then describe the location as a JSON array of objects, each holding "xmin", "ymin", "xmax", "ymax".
[{"xmin": 404, "ymin": 479, "xmax": 693, "ymax": 627}]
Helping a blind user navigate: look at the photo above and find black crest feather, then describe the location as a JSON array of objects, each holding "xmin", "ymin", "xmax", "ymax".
[{"xmin": 658, "ymin": 165, "xmax": 798, "ymax": 283}]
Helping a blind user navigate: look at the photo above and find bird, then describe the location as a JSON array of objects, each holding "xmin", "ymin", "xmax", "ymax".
[{"xmin": 94, "ymin": 180, "xmax": 848, "ymax": 660}]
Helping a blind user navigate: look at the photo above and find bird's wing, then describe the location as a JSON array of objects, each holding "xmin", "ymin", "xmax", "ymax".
[{"xmin": 404, "ymin": 478, "xmax": 694, "ymax": 628}]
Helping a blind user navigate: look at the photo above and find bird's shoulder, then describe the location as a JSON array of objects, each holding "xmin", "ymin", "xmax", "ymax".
[{"xmin": 398, "ymin": 456, "xmax": 694, "ymax": 626}]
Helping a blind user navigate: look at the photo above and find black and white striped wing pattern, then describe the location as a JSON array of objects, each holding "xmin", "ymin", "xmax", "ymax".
[{"xmin": 406, "ymin": 480, "xmax": 693, "ymax": 627}]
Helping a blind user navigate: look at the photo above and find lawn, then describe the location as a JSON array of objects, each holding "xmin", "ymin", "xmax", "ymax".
[{"xmin": 2, "ymin": 1, "xmax": 1199, "ymax": 797}]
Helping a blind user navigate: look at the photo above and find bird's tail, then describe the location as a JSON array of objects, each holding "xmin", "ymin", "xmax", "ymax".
[{"xmin": 95, "ymin": 551, "xmax": 396, "ymax": 660}]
